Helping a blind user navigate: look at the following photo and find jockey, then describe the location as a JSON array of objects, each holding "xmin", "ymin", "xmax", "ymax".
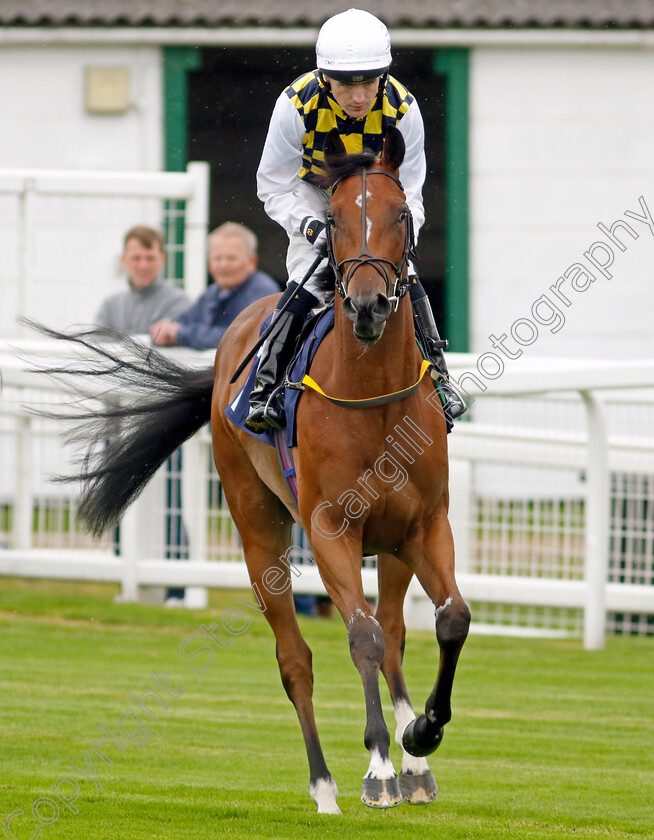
[{"xmin": 246, "ymin": 8, "xmax": 467, "ymax": 433}]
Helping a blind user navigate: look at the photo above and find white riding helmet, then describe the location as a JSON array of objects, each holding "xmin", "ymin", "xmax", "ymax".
[{"xmin": 316, "ymin": 8, "xmax": 392, "ymax": 83}]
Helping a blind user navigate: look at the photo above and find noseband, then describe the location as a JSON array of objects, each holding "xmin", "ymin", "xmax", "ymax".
[{"xmin": 326, "ymin": 169, "xmax": 416, "ymax": 309}]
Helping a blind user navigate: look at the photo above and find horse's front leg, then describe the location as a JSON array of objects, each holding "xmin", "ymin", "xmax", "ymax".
[
  {"xmin": 399, "ymin": 512, "xmax": 471, "ymax": 758},
  {"xmin": 309, "ymin": 531, "xmax": 402, "ymax": 808},
  {"xmin": 375, "ymin": 553, "xmax": 438, "ymax": 804}
]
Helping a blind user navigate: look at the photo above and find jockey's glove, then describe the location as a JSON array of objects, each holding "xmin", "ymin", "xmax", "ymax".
[{"xmin": 300, "ymin": 217, "xmax": 328, "ymax": 257}]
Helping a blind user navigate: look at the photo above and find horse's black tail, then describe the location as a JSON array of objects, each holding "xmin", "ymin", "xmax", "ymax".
[{"xmin": 24, "ymin": 320, "xmax": 215, "ymax": 536}]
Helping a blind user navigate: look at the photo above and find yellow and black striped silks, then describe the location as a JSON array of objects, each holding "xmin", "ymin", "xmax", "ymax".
[{"xmin": 284, "ymin": 70, "xmax": 415, "ymax": 186}]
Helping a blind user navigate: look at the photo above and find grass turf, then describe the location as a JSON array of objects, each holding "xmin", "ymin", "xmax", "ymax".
[{"xmin": 0, "ymin": 577, "xmax": 652, "ymax": 839}]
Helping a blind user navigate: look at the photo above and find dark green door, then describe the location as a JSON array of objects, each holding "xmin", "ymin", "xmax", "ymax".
[{"xmin": 166, "ymin": 45, "xmax": 469, "ymax": 349}]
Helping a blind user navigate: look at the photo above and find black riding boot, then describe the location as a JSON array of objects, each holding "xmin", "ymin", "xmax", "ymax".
[
  {"xmin": 245, "ymin": 283, "xmax": 318, "ymax": 433},
  {"xmin": 411, "ymin": 290, "xmax": 467, "ymax": 421}
]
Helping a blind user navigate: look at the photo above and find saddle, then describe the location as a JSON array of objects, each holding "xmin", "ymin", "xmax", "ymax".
[{"xmin": 225, "ymin": 304, "xmax": 335, "ymax": 450}]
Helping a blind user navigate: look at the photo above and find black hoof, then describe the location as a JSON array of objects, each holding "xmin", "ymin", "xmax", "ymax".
[
  {"xmin": 361, "ymin": 776, "xmax": 402, "ymax": 808},
  {"xmin": 399, "ymin": 770, "xmax": 438, "ymax": 805},
  {"xmin": 401, "ymin": 716, "xmax": 444, "ymax": 758}
]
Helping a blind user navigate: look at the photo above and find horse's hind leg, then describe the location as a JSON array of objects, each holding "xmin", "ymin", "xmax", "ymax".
[
  {"xmin": 212, "ymin": 426, "xmax": 340, "ymax": 814},
  {"xmin": 255, "ymin": 562, "xmax": 339, "ymax": 812},
  {"xmin": 376, "ymin": 553, "xmax": 438, "ymax": 805},
  {"xmin": 218, "ymin": 467, "xmax": 339, "ymax": 813},
  {"xmin": 399, "ymin": 512, "xmax": 471, "ymax": 759}
]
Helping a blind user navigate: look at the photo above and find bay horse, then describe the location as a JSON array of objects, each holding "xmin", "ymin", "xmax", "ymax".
[{"xmin": 35, "ymin": 126, "xmax": 470, "ymax": 814}]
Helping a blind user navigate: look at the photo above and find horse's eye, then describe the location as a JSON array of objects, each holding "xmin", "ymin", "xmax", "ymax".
[
  {"xmin": 326, "ymin": 214, "xmax": 335, "ymax": 227},
  {"xmin": 399, "ymin": 210, "xmax": 408, "ymax": 222}
]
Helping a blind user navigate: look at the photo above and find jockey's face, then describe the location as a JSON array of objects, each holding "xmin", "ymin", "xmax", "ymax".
[{"xmin": 325, "ymin": 76, "xmax": 381, "ymax": 119}]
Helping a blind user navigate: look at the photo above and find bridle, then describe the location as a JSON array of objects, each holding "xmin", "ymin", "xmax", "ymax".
[{"xmin": 325, "ymin": 168, "xmax": 416, "ymax": 309}]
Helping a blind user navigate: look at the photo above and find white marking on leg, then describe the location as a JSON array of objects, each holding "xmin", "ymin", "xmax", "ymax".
[
  {"xmin": 310, "ymin": 777, "xmax": 341, "ymax": 815},
  {"xmin": 349, "ymin": 607, "xmax": 382, "ymax": 636},
  {"xmin": 394, "ymin": 700, "xmax": 430, "ymax": 775},
  {"xmin": 434, "ymin": 595, "xmax": 453, "ymax": 624},
  {"xmin": 364, "ymin": 748, "xmax": 397, "ymax": 780}
]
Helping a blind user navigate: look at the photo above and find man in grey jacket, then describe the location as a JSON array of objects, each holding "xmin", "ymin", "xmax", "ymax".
[{"xmin": 95, "ymin": 225, "xmax": 190, "ymax": 333}]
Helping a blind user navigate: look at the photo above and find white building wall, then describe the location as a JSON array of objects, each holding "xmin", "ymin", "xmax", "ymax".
[
  {"xmin": 0, "ymin": 44, "xmax": 163, "ymax": 170},
  {"xmin": 0, "ymin": 44, "xmax": 167, "ymax": 335},
  {"xmin": 469, "ymin": 47, "xmax": 654, "ymax": 363}
]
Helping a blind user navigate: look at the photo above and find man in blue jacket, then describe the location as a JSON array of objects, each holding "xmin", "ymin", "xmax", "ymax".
[{"xmin": 151, "ymin": 222, "xmax": 279, "ymax": 350}]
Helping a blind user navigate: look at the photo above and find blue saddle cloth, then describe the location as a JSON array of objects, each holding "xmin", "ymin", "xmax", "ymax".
[{"xmin": 224, "ymin": 306, "xmax": 335, "ymax": 449}]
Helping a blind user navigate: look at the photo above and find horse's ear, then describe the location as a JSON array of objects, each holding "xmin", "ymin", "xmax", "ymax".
[
  {"xmin": 380, "ymin": 126, "xmax": 405, "ymax": 172},
  {"xmin": 323, "ymin": 128, "xmax": 346, "ymax": 167}
]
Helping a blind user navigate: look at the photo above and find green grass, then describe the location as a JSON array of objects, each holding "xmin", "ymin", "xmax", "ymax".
[{"xmin": 0, "ymin": 577, "xmax": 652, "ymax": 840}]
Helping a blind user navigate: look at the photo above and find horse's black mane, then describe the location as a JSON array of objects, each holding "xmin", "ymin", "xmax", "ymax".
[
  {"xmin": 311, "ymin": 262, "xmax": 337, "ymax": 295},
  {"xmin": 321, "ymin": 149, "xmax": 377, "ymax": 187}
]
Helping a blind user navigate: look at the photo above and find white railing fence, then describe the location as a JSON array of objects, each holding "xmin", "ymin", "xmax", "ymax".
[
  {"xmin": 1, "ymin": 343, "xmax": 654, "ymax": 651},
  {"xmin": 0, "ymin": 162, "xmax": 209, "ymax": 338},
  {"xmin": 439, "ymin": 358, "xmax": 654, "ymax": 648}
]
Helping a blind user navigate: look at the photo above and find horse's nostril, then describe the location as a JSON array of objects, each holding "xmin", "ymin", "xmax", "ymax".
[
  {"xmin": 343, "ymin": 296, "xmax": 357, "ymax": 321},
  {"xmin": 372, "ymin": 294, "xmax": 392, "ymax": 321},
  {"xmin": 344, "ymin": 294, "xmax": 391, "ymax": 325}
]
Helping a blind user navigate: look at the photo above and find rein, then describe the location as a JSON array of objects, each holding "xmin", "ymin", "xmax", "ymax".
[{"xmin": 326, "ymin": 169, "xmax": 415, "ymax": 309}]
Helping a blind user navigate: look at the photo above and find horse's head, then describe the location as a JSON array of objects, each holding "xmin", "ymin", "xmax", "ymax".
[{"xmin": 323, "ymin": 127, "xmax": 414, "ymax": 346}]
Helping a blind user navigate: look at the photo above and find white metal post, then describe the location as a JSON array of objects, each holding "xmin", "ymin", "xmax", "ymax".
[
  {"xmin": 17, "ymin": 177, "xmax": 35, "ymax": 340},
  {"xmin": 581, "ymin": 390, "xmax": 609, "ymax": 650},
  {"xmin": 181, "ymin": 434, "xmax": 209, "ymax": 608},
  {"xmin": 180, "ymin": 160, "xmax": 209, "ymax": 608},
  {"xmin": 183, "ymin": 161, "xmax": 210, "ymax": 302},
  {"xmin": 117, "ymin": 466, "xmax": 166, "ymax": 603},
  {"xmin": 449, "ymin": 458, "xmax": 472, "ymax": 574},
  {"xmin": 14, "ymin": 413, "xmax": 33, "ymax": 550},
  {"xmin": 117, "ymin": 502, "xmax": 140, "ymax": 603}
]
